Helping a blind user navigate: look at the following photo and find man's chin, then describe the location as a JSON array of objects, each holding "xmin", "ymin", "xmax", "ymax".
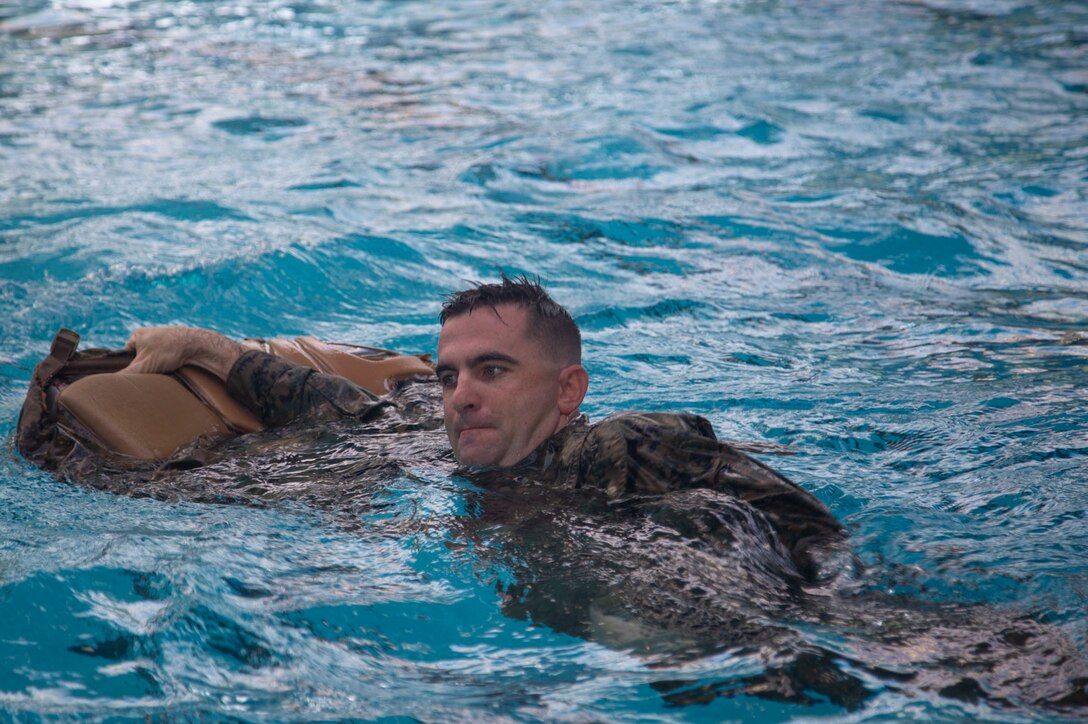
[{"xmin": 454, "ymin": 429, "xmax": 503, "ymax": 467}]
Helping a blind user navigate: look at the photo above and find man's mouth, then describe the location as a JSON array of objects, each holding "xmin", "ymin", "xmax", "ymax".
[{"xmin": 457, "ymin": 421, "xmax": 499, "ymax": 446}]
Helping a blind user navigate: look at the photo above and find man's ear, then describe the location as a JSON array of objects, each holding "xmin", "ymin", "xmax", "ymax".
[{"xmin": 557, "ymin": 364, "xmax": 589, "ymax": 416}]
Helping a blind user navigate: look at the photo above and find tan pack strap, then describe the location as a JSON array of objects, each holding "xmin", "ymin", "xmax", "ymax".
[
  {"xmin": 175, "ymin": 366, "xmax": 265, "ymax": 434},
  {"xmin": 261, "ymin": 338, "xmax": 317, "ymax": 369},
  {"xmin": 34, "ymin": 328, "xmax": 80, "ymax": 388},
  {"xmin": 294, "ymin": 336, "xmax": 435, "ymax": 394}
]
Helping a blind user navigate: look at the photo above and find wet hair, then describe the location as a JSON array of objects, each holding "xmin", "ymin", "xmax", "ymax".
[{"xmin": 440, "ymin": 274, "xmax": 582, "ymax": 365}]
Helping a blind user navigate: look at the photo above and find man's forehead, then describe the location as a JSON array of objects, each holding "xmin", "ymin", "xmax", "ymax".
[
  {"xmin": 441, "ymin": 304, "xmax": 526, "ymax": 334},
  {"xmin": 438, "ymin": 304, "xmax": 535, "ymax": 355}
]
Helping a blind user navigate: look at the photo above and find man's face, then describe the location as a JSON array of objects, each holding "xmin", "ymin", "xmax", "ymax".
[{"xmin": 436, "ymin": 304, "xmax": 566, "ymax": 467}]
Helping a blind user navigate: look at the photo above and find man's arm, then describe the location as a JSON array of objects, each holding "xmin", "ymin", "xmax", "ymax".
[
  {"xmin": 226, "ymin": 349, "xmax": 390, "ymax": 427},
  {"xmin": 576, "ymin": 412, "xmax": 850, "ymax": 580},
  {"xmin": 122, "ymin": 326, "xmax": 389, "ymax": 427},
  {"xmin": 122, "ymin": 326, "xmax": 245, "ymax": 379}
]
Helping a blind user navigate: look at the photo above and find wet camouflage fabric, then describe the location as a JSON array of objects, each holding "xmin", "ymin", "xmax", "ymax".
[
  {"xmin": 490, "ymin": 412, "xmax": 847, "ymax": 579},
  {"xmin": 228, "ymin": 350, "xmax": 392, "ymax": 426},
  {"xmin": 227, "ymin": 350, "xmax": 847, "ymax": 578},
  {"xmin": 228, "ymin": 350, "xmax": 442, "ymax": 433}
]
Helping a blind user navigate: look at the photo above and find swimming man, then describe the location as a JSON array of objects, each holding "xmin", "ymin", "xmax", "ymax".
[{"xmin": 123, "ymin": 276, "xmax": 848, "ymax": 579}]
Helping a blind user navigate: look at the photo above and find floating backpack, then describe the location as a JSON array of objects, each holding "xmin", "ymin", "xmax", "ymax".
[{"xmin": 16, "ymin": 328, "xmax": 434, "ymax": 469}]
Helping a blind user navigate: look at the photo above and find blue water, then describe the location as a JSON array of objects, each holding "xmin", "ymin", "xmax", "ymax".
[{"xmin": 2, "ymin": 0, "xmax": 1087, "ymax": 719}]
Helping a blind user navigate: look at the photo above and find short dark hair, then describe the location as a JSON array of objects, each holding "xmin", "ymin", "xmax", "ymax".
[{"xmin": 440, "ymin": 275, "xmax": 581, "ymax": 364}]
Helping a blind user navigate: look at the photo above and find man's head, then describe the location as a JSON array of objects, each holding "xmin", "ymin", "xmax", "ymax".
[{"xmin": 436, "ymin": 276, "xmax": 588, "ymax": 467}]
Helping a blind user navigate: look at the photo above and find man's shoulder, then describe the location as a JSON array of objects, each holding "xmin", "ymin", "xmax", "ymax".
[
  {"xmin": 587, "ymin": 410, "xmax": 718, "ymax": 442},
  {"xmin": 571, "ymin": 411, "xmax": 724, "ymax": 497}
]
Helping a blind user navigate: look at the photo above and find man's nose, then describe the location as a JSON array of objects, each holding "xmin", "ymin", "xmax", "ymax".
[{"xmin": 450, "ymin": 375, "xmax": 479, "ymax": 411}]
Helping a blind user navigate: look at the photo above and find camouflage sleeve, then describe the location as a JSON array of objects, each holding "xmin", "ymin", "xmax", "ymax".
[
  {"xmin": 575, "ymin": 412, "xmax": 847, "ymax": 578},
  {"xmin": 226, "ymin": 350, "xmax": 390, "ymax": 427}
]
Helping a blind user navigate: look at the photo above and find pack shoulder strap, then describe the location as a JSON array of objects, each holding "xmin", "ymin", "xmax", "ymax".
[{"xmin": 35, "ymin": 328, "xmax": 80, "ymax": 387}]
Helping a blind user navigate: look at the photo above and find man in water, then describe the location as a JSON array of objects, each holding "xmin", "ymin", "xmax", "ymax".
[
  {"xmin": 123, "ymin": 276, "xmax": 847, "ymax": 579},
  {"xmin": 88, "ymin": 277, "xmax": 1088, "ymax": 710}
]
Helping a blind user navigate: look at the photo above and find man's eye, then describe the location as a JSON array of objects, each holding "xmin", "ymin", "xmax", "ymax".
[
  {"xmin": 438, "ymin": 373, "xmax": 457, "ymax": 389},
  {"xmin": 484, "ymin": 365, "xmax": 505, "ymax": 379}
]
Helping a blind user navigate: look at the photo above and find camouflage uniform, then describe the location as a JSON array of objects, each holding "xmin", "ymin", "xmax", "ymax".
[
  {"xmin": 228, "ymin": 350, "xmax": 848, "ymax": 578},
  {"xmin": 228, "ymin": 349, "xmax": 392, "ymax": 425},
  {"xmin": 228, "ymin": 348, "xmax": 442, "ymax": 432}
]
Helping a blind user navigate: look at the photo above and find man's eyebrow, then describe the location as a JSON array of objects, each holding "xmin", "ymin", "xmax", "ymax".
[
  {"xmin": 435, "ymin": 352, "xmax": 519, "ymax": 375},
  {"xmin": 470, "ymin": 352, "xmax": 518, "ymax": 367}
]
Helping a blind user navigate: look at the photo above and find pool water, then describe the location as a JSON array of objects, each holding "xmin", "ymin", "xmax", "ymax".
[{"xmin": 2, "ymin": 0, "xmax": 1087, "ymax": 720}]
